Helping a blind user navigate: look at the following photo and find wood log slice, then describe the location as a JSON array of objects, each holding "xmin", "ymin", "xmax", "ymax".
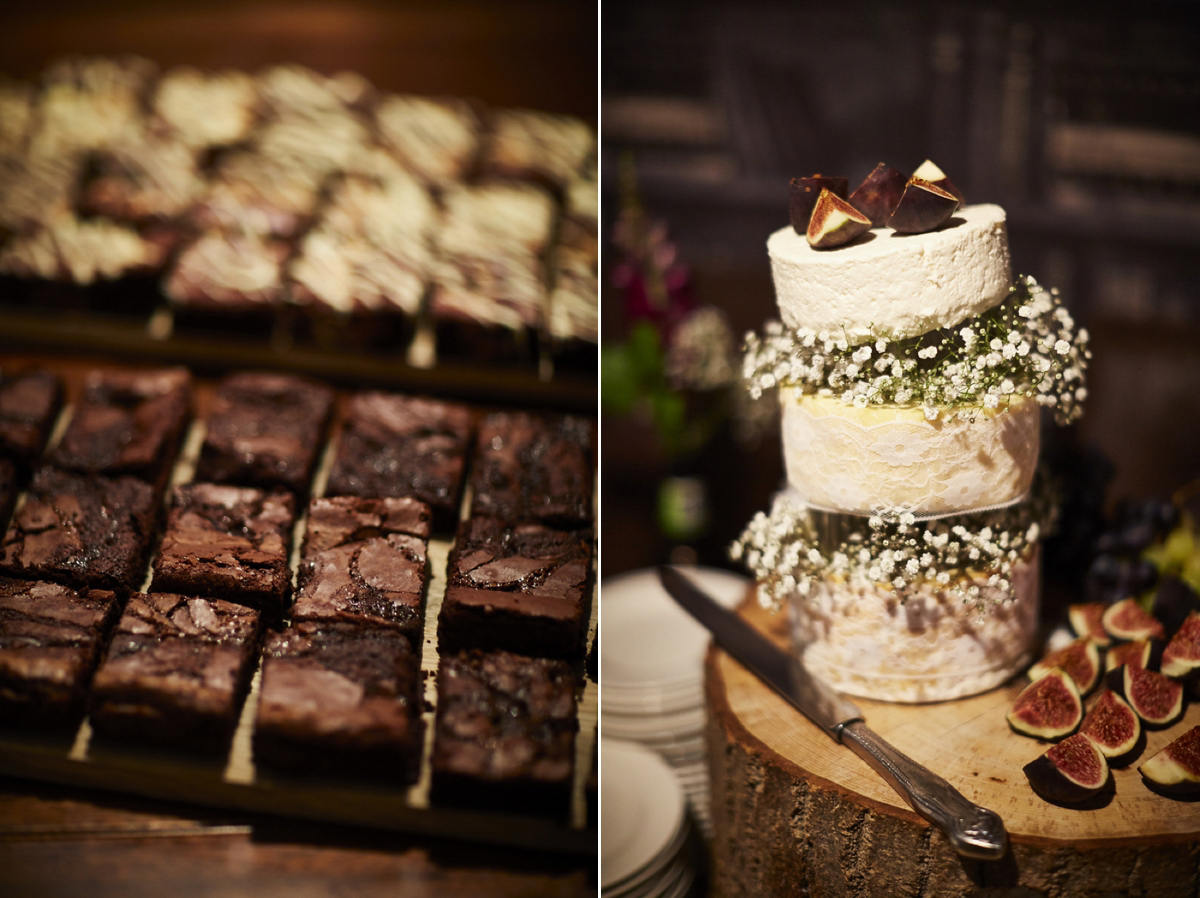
[{"xmin": 706, "ymin": 599, "xmax": 1200, "ymax": 897}]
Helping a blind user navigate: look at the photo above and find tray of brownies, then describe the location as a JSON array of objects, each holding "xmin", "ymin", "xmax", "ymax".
[{"xmin": 0, "ymin": 56, "xmax": 596, "ymax": 855}]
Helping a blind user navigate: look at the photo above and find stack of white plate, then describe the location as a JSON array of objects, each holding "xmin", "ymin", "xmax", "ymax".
[
  {"xmin": 601, "ymin": 738, "xmax": 703, "ymax": 898},
  {"xmin": 601, "ymin": 566, "xmax": 749, "ymax": 834}
]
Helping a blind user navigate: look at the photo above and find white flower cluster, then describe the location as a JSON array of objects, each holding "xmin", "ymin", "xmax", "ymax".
[
  {"xmin": 664, "ymin": 307, "xmax": 737, "ymax": 392},
  {"xmin": 730, "ymin": 480, "xmax": 1058, "ymax": 614},
  {"xmin": 742, "ymin": 276, "xmax": 1090, "ymax": 426}
]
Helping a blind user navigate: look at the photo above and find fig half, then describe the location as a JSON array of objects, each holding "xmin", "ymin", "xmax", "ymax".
[
  {"xmin": 1161, "ymin": 610, "xmax": 1200, "ymax": 679},
  {"xmin": 1102, "ymin": 597, "xmax": 1165, "ymax": 642},
  {"xmin": 847, "ymin": 163, "xmax": 906, "ymax": 226},
  {"xmin": 1079, "ymin": 689, "xmax": 1142, "ymax": 766},
  {"xmin": 1024, "ymin": 732, "xmax": 1110, "ymax": 804},
  {"xmin": 887, "ymin": 177, "xmax": 959, "ymax": 234},
  {"xmin": 1124, "ymin": 664, "xmax": 1185, "ymax": 729},
  {"xmin": 1139, "ymin": 725, "xmax": 1200, "ymax": 796},
  {"xmin": 1068, "ymin": 602, "xmax": 1113, "ymax": 648},
  {"xmin": 1104, "ymin": 639, "xmax": 1152, "ymax": 673},
  {"xmin": 1029, "ymin": 637, "xmax": 1101, "ymax": 695},
  {"xmin": 807, "ymin": 189, "xmax": 872, "ymax": 249},
  {"xmin": 911, "ymin": 158, "xmax": 965, "ymax": 204},
  {"xmin": 789, "ymin": 175, "xmax": 849, "ymax": 235},
  {"xmin": 1007, "ymin": 668, "xmax": 1083, "ymax": 740}
]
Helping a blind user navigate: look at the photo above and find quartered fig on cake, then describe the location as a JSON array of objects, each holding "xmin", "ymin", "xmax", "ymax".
[
  {"xmin": 1139, "ymin": 724, "xmax": 1200, "ymax": 795},
  {"xmin": 1068, "ymin": 602, "xmax": 1113, "ymax": 647},
  {"xmin": 911, "ymin": 158, "xmax": 965, "ymax": 204},
  {"xmin": 1123, "ymin": 663, "xmax": 1185, "ymax": 728},
  {"xmin": 806, "ymin": 189, "xmax": 872, "ymax": 249},
  {"xmin": 887, "ymin": 177, "xmax": 960, "ymax": 234},
  {"xmin": 1161, "ymin": 610, "xmax": 1200, "ymax": 679},
  {"xmin": 1102, "ymin": 597, "xmax": 1165, "ymax": 643},
  {"xmin": 1029, "ymin": 636, "xmax": 1101, "ymax": 695},
  {"xmin": 1023, "ymin": 732, "xmax": 1110, "ymax": 804},
  {"xmin": 789, "ymin": 175, "xmax": 849, "ymax": 235},
  {"xmin": 1079, "ymin": 689, "xmax": 1143, "ymax": 766},
  {"xmin": 1007, "ymin": 667, "xmax": 1083, "ymax": 739},
  {"xmin": 846, "ymin": 163, "xmax": 906, "ymax": 226}
]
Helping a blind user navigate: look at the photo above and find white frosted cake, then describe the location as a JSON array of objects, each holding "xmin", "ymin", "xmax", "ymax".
[{"xmin": 735, "ymin": 171, "xmax": 1089, "ymax": 702}]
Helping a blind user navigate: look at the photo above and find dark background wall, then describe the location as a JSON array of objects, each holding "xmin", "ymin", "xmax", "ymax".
[{"xmin": 601, "ymin": 0, "xmax": 1200, "ymax": 577}]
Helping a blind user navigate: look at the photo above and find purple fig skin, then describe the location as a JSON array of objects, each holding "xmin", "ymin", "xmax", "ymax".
[
  {"xmin": 847, "ymin": 163, "xmax": 907, "ymax": 226},
  {"xmin": 1024, "ymin": 732, "xmax": 1110, "ymax": 804},
  {"xmin": 806, "ymin": 189, "xmax": 872, "ymax": 250},
  {"xmin": 887, "ymin": 177, "xmax": 959, "ymax": 234},
  {"xmin": 1139, "ymin": 725, "xmax": 1200, "ymax": 795},
  {"xmin": 1124, "ymin": 664, "xmax": 1185, "ymax": 729},
  {"xmin": 1007, "ymin": 668, "xmax": 1083, "ymax": 740},
  {"xmin": 1079, "ymin": 689, "xmax": 1142, "ymax": 766},
  {"xmin": 789, "ymin": 175, "xmax": 849, "ymax": 235},
  {"xmin": 912, "ymin": 158, "xmax": 966, "ymax": 204}
]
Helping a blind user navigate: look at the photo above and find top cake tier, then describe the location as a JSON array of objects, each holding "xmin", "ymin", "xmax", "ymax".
[{"xmin": 768, "ymin": 203, "xmax": 1011, "ymax": 343}]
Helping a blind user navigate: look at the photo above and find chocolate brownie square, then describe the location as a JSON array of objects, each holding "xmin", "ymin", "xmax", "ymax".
[
  {"xmin": 428, "ymin": 282, "xmax": 541, "ymax": 365},
  {"xmin": 253, "ymin": 621, "xmax": 423, "ymax": 784},
  {"xmin": 438, "ymin": 516, "xmax": 592, "ymax": 660},
  {"xmin": 547, "ymin": 247, "xmax": 598, "ymax": 373},
  {"xmin": 0, "ymin": 468, "xmax": 158, "ymax": 592},
  {"xmin": 151, "ymin": 483, "xmax": 295, "ymax": 613},
  {"xmin": 373, "ymin": 93, "xmax": 481, "ymax": 187},
  {"xmin": 0, "ymin": 577, "xmax": 120, "ymax": 731},
  {"xmin": 325, "ymin": 392, "xmax": 474, "ymax": 533},
  {"xmin": 89, "ymin": 592, "xmax": 260, "ymax": 754},
  {"xmin": 187, "ymin": 151, "xmax": 323, "ymax": 241},
  {"xmin": 195, "ymin": 372, "xmax": 335, "ymax": 497},
  {"xmin": 293, "ymin": 496, "xmax": 431, "ymax": 642},
  {"xmin": 151, "ymin": 66, "xmax": 259, "ymax": 151},
  {"xmin": 0, "ymin": 368, "xmax": 63, "ymax": 464},
  {"xmin": 469, "ymin": 411, "xmax": 595, "ymax": 528},
  {"xmin": 479, "ymin": 107, "xmax": 595, "ymax": 193},
  {"xmin": 165, "ymin": 232, "xmax": 290, "ymax": 339},
  {"xmin": 48, "ymin": 367, "xmax": 192, "ymax": 490},
  {"xmin": 430, "ymin": 649, "xmax": 579, "ymax": 818}
]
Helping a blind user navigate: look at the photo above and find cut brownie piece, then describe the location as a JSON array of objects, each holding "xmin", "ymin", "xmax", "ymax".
[
  {"xmin": 48, "ymin": 367, "xmax": 192, "ymax": 490},
  {"xmin": 479, "ymin": 107, "xmax": 595, "ymax": 193},
  {"xmin": 195, "ymin": 372, "xmax": 335, "ymax": 497},
  {"xmin": 151, "ymin": 483, "xmax": 295, "ymax": 613},
  {"xmin": 253, "ymin": 621, "xmax": 423, "ymax": 785},
  {"xmin": 165, "ymin": 231, "xmax": 290, "ymax": 338},
  {"xmin": 470, "ymin": 411, "xmax": 595, "ymax": 528},
  {"xmin": 89, "ymin": 592, "xmax": 260, "ymax": 754},
  {"xmin": 0, "ymin": 468, "xmax": 158, "ymax": 592},
  {"xmin": 438, "ymin": 516, "xmax": 592, "ymax": 660},
  {"xmin": 187, "ymin": 150, "xmax": 324, "ymax": 241},
  {"xmin": 151, "ymin": 66, "xmax": 260, "ymax": 151},
  {"xmin": 547, "ymin": 246, "xmax": 598, "ymax": 373},
  {"xmin": 326, "ymin": 392, "xmax": 475, "ymax": 533},
  {"xmin": 431, "ymin": 649, "xmax": 579, "ymax": 818},
  {"xmin": 0, "ymin": 577, "xmax": 120, "ymax": 731},
  {"xmin": 0, "ymin": 368, "xmax": 63, "ymax": 464},
  {"xmin": 373, "ymin": 93, "xmax": 482, "ymax": 187},
  {"xmin": 294, "ymin": 496, "xmax": 431, "ymax": 642}
]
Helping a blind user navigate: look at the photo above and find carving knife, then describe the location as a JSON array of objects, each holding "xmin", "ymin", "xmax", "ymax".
[{"xmin": 657, "ymin": 565, "xmax": 1008, "ymax": 861}]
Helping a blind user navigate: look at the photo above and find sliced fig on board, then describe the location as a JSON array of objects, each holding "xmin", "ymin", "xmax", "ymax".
[
  {"xmin": 1124, "ymin": 664, "xmax": 1185, "ymax": 729},
  {"xmin": 1102, "ymin": 597, "xmax": 1165, "ymax": 643},
  {"xmin": 1068, "ymin": 602, "xmax": 1113, "ymax": 647},
  {"xmin": 1139, "ymin": 725, "xmax": 1200, "ymax": 796},
  {"xmin": 1007, "ymin": 668, "xmax": 1082, "ymax": 740},
  {"xmin": 1079, "ymin": 689, "xmax": 1143, "ymax": 767},
  {"xmin": 1104, "ymin": 639, "xmax": 1153, "ymax": 673},
  {"xmin": 1029, "ymin": 637, "xmax": 1101, "ymax": 695},
  {"xmin": 1024, "ymin": 732, "xmax": 1110, "ymax": 804},
  {"xmin": 1161, "ymin": 610, "xmax": 1200, "ymax": 679}
]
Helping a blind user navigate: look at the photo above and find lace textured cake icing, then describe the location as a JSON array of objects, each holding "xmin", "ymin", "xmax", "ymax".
[
  {"xmin": 780, "ymin": 388, "xmax": 1039, "ymax": 515},
  {"xmin": 788, "ymin": 549, "xmax": 1040, "ymax": 702},
  {"xmin": 767, "ymin": 203, "xmax": 1011, "ymax": 344}
]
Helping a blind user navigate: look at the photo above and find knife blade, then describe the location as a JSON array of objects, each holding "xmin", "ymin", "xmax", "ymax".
[{"xmin": 657, "ymin": 565, "xmax": 1008, "ymax": 861}]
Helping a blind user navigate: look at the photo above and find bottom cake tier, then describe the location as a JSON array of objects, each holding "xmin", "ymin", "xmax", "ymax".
[{"xmin": 786, "ymin": 548, "xmax": 1039, "ymax": 703}]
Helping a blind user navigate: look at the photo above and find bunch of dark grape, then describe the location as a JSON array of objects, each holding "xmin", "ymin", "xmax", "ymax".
[{"xmin": 1085, "ymin": 496, "xmax": 1179, "ymax": 605}]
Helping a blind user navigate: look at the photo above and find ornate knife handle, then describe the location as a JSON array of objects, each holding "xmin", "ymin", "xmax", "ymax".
[{"xmin": 837, "ymin": 720, "xmax": 1008, "ymax": 860}]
